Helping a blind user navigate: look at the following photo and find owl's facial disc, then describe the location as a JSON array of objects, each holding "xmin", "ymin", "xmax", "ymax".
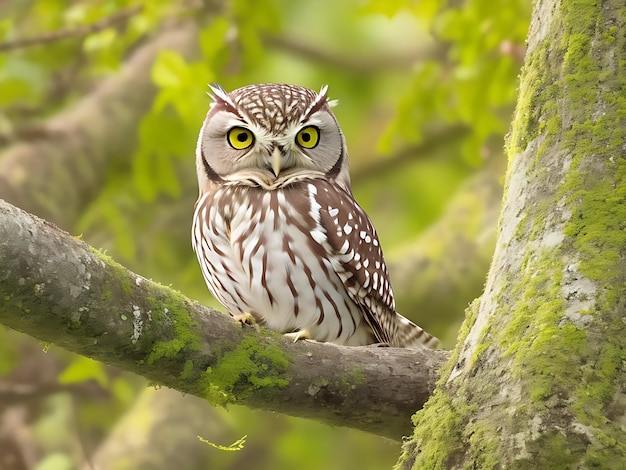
[
  {"xmin": 198, "ymin": 84, "xmax": 349, "ymax": 189},
  {"xmin": 227, "ymin": 121, "xmax": 317, "ymax": 177}
]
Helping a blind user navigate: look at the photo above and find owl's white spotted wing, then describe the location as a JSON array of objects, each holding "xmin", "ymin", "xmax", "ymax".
[{"xmin": 309, "ymin": 179, "xmax": 399, "ymax": 345}]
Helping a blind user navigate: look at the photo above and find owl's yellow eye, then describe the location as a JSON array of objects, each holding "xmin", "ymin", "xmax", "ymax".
[
  {"xmin": 295, "ymin": 126, "xmax": 320, "ymax": 149},
  {"xmin": 227, "ymin": 127, "xmax": 255, "ymax": 150}
]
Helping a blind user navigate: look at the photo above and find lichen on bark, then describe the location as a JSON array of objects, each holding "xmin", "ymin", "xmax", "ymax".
[{"xmin": 398, "ymin": 0, "xmax": 626, "ymax": 467}]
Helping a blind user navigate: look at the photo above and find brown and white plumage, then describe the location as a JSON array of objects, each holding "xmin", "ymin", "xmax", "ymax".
[{"xmin": 192, "ymin": 83, "xmax": 438, "ymax": 349}]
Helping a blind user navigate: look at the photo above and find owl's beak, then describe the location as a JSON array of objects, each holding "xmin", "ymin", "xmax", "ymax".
[{"xmin": 271, "ymin": 146, "xmax": 282, "ymax": 177}]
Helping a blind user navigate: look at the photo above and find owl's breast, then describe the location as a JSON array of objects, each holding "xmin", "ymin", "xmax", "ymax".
[{"xmin": 192, "ymin": 183, "xmax": 369, "ymax": 345}]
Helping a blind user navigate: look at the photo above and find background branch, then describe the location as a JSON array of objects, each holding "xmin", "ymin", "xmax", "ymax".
[
  {"xmin": 263, "ymin": 33, "xmax": 449, "ymax": 74},
  {"xmin": 0, "ymin": 22, "xmax": 199, "ymax": 230},
  {"xmin": 350, "ymin": 124, "xmax": 471, "ymax": 182},
  {"xmin": 0, "ymin": 6, "xmax": 143, "ymax": 52},
  {"xmin": 0, "ymin": 199, "xmax": 448, "ymax": 441},
  {"xmin": 81, "ymin": 387, "xmax": 233, "ymax": 470}
]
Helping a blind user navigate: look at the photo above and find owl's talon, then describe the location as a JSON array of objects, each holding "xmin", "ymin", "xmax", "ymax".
[
  {"xmin": 368, "ymin": 342, "xmax": 391, "ymax": 348},
  {"xmin": 284, "ymin": 330, "xmax": 311, "ymax": 343},
  {"xmin": 232, "ymin": 312, "xmax": 259, "ymax": 331}
]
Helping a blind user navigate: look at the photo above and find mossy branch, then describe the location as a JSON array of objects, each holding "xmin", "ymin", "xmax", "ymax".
[{"xmin": 0, "ymin": 199, "xmax": 448, "ymax": 441}]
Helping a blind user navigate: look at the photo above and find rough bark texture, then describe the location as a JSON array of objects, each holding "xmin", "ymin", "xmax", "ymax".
[
  {"xmin": 398, "ymin": 0, "xmax": 626, "ymax": 467},
  {"xmin": 0, "ymin": 199, "xmax": 448, "ymax": 441},
  {"xmin": 0, "ymin": 23, "xmax": 199, "ymax": 230}
]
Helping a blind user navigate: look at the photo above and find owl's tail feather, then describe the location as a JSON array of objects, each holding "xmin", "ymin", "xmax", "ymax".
[{"xmin": 395, "ymin": 313, "xmax": 439, "ymax": 350}]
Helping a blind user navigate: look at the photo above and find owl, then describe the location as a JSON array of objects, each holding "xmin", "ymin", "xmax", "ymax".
[{"xmin": 192, "ymin": 83, "xmax": 438, "ymax": 349}]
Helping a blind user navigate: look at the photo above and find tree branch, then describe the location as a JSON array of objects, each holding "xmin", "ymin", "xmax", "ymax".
[
  {"xmin": 0, "ymin": 6, "xmax": 143, "ymax": 52},
  {"xmin": 263, "ymin": 33, "xmax": 449, "ymax": 74},
  {"xmin": 350, "ymin": 124, "xmax": 471, "ymax": 182},
  {"xmin": 0, "ymin": 22, "xmax": 199, "ymax": 230},
  {"xmin": 0, "ymin": 199, "xmax": 448, "ymax": 441}
]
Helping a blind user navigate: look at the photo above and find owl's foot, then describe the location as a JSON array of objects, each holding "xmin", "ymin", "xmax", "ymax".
[
  {"xmin": 368, "ymin": 342, "xmax": 391, "ymax": 348},
  {"xmin": 232, "ymin": 312, "xmax": 260, "ymax": 331},
  {"xmin": 284, "ymin": 329, "xmax": 311, "ymax": 343},
  {"xmin": 232, "ymin": 312, "xmax": 255, "ymax": 324}
]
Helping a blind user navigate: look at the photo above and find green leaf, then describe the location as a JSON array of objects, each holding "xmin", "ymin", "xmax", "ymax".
[
  {"xmin": 151, "ymin": 50, "xmax": 190, "ymax": 88},
  {"xmin": 199, "ymin": 16, "xmax": 231, "ymax": 63},
  {"xmin": 83, "ymin": 28, "xmax": 117, "ymax": 53},
  {"xmin": 58, "ymin": 356, "xmax": 109, "ymax": 388}
]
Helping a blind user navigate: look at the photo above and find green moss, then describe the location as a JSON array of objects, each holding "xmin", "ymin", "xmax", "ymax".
[
  {"xmin": 466, "ymin": 421, "xmax": 501, "ymax": 469},
  {"xmin": 341, "ymin": 366, "xmax": 365, "ymax": 391},
  {"xmin": 398, "ymin": 389, "xmax": 471, "ymax": 470},
  {"xmin": 145, "ymin": 291, "xmax": 200, "ymax": 364},
  {"xmin": 180, "ymin": 359, "xmax": 195, "ymax": 380},
  {"xmin": 89, "ymin": 247, "xmax": 133, "ymax": 297},
  {"xmin": 582, "ymin": 426, "xmax": 626, "ymax": 469},
  {"xmin": 517, "ymin": 431, "xmax": 583, "ymax": 469},
  {"xmin": 507, "ymin": 41, "xmax": 561, "ymax": 157},
  {"xmin": 469, "ymin": 341, "xmax": 489, "ymax": 366},
  {"xmin": 89, "ymin": 248, "xmax": 204, "ymax": 372},
  {"xmin": 312, "ymin": 377, "xmax": 330, "ymax": 389},
  {"xmin": 200, "ymin": 335, "xmax": 290, "ymax": 407},
  {"xmin": 410, "ymin": 2, "xmax": 626, "ymax": 466},
  {"xmin": 562, "ymin": 175, "xmax": 626, "ymax": 283}
]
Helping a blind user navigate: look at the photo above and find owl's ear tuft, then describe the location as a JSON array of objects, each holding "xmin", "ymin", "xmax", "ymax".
[
  {"xmin": 208, "ymin": 83, "xmax": 240, "ymax": 115},
  {"xmin": 303, "ymin": 85, "xmax": 333, "ymax": 118},
  {"xmin": 208, "ymin": 83, "xmax": 228, "ymax": 101},
  {"xmin": 319, "ymin": 85, "xmax": 338, "ymax": 107}
]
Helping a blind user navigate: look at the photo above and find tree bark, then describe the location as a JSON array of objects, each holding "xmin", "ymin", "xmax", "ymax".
[
  {"xmin": 398, "ymin": 0, "xmax": 626, "ymax": 467},
  {"xmin": 0, "ymin": 199, "xmax": 447, "ymax": 441}
]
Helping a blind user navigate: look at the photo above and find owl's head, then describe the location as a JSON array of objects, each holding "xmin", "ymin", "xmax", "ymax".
[{"xmin": 196, "ymin": 83, "xmax": 350, "ymax": 192}]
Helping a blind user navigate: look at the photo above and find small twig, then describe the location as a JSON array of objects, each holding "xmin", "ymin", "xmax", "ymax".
[
  {"xmin": 0, "ymin": 381, "xmax": 108, "ymax": 410},
  {"xmin": 0, "ymin": 5, "xmax": 143, "ymax": 52},
  {"xmin": 263, "ymin": 32, "xmax": 449, "ymax": 74},
  {"xmin": 351, "ymin": 123, "xmax": 471, "ymax": 182}
]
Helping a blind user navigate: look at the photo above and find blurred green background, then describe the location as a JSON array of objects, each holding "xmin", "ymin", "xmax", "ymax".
[{"xmin": 0, "ymin": 0, "xmax": 530, "ymax": 468}]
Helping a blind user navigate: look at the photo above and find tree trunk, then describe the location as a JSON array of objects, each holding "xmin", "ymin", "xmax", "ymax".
[{"xmin": 398, "ymin": 0, "xmax": 626, "ymax": 467}]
